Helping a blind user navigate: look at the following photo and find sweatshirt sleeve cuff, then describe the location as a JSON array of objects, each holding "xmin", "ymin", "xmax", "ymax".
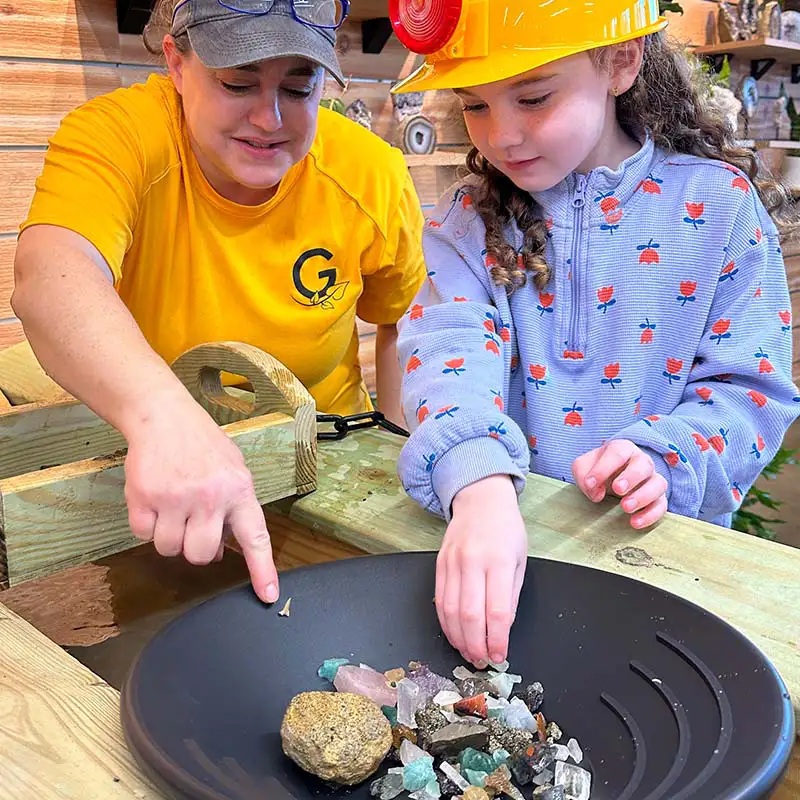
[{"xmin": 431, "ymin": 437, "xmax": 527, "ymax": 522}]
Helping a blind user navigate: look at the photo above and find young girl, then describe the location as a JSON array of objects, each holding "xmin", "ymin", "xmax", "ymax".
[{"xmin": 390, "ymin": 0, "xmax": 800, "ymax": 667}]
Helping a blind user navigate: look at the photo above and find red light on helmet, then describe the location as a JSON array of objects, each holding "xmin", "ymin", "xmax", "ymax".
[{"xmin": 389, "ymin": 0, "xmax": 463, "ymax": 55}]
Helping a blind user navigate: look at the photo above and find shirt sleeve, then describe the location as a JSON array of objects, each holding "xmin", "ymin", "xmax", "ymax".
[
  {"xmin": 19, "ymin": 87, "xmax": 153, "ymax": 282},
  {"xmin": 356, "ymin": 166, "xmax": 427, "ymax": 325},
  {"xmin": 610, "ymin": 196, "xmax": 800, "ymax": 521},
  {"xmin": 397, "ymin": 193, "xmax": 530, "ymax": 520}
]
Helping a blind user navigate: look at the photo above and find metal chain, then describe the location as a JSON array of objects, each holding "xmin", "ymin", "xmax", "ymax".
[{"xmin": 316, "ymin": 411, "xmax": 410, "ymax": 441}]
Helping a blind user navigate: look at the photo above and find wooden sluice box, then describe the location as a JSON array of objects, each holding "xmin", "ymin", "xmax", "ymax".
[{"xmin": 0, "ymin": 343, "xmax": 317, "ymax": 588}]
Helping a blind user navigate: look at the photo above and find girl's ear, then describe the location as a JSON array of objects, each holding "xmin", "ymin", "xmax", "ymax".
[{"xmin": 608, "ymin": 38, "xmax": 645, "ymax": 97}]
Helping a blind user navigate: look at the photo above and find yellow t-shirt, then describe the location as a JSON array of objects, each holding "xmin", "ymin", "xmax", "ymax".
[{"xmin": 21, "ymin": 74, "xmax": 425, "ymax": 415}]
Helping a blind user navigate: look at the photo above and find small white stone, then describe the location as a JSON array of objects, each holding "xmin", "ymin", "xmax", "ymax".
[
  {"xmin": 533, "ymin": 768, "xmax": 554, "ymax": 786},
  {"xmin": 453, "ymin": 666, "xmax": 475, "ymax": 680},
  {"xmin": 439, "ymin": 760, "xmax": 470, "ymax": 791},
  {"xmin": 400, "ymin": 738, "xmax": 430, "ymax": 765},
  {"xmin": 489, "ymin": 659, "xmax": 510, "ymax": 673},
  {"xmin": 397, "ymin": 678, "xmax": 424, "ymax": 729},
  {"xmin": 554, "ymin": 761, "xmax": 591, "ymax": 800},
  {"xmin": 433, "ymin": 690, "xmax": 463, "ymax": 707},
  {"xmin": 553, "ymin": 744, "xmax": 571, "ymax": 762},
  {"xmin": 566, "ymin": 738, "xmax": 583, "ymax": 764}
]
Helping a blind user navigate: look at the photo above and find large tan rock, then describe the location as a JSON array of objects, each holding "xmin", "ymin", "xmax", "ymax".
[{"xmin": 280, "ymin": 691, "xmax": 392, "ymax": 785}]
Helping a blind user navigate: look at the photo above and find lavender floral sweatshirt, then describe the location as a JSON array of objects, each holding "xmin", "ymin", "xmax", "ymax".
[{"xmin": 397, "ymin": 138, "xmax": 800, "ymax": 526}]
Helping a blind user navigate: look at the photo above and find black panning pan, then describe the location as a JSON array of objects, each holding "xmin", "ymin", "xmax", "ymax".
[{"xmin": 120, "ymin": 553, "xmax": 794, "ymax": 799}]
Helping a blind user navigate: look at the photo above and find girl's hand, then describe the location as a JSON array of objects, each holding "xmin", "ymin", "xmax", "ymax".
[
  {"xmin": 124, "ymin": 395, "xmax": 280, "ymax": 604},
  {"xmin": 572, "ymin": 440, "xmax": 668, "ymax": 529},
  {"xmin": 437, "ymin": 475, "xmax": 528, "ymax": 667}
]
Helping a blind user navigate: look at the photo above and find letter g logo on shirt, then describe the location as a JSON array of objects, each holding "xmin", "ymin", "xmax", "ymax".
[{"xmin": 292, "ymin": 248, "xmax": 350, "ymax": 310}]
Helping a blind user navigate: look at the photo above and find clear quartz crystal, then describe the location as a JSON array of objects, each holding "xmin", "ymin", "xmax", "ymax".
[
  {"xmin": 554, "ymin": 761, "xmax": 591, "ymax": 800},
  {"xmin": 489, "ymin": 660, "xmax": 510, "ymax": 673},
  {"xmin": 433, "ymin": 690, "xmax": 463, "ymax": 707},
  {"xmin": 501, "ymin": 697, "xmax": 537, "ymax": 731},
  {"xmin": 566, "ymin": 738, "xmax": 583, "ymax": 765},
  {"xmin": 439, "ymin": 761, "xmax": 470, "ymax": 791},
  {"xmin": 398, "ymin": 678, "xmax": 425, "ymax": 728},
  {"xmin": 533, "ymin": 768, "xmax": 554, "ymax": 786},
  {"xmin": 488, "ymin": 672, "xmax": 522, "ymax": 700},
  {"xmin": 400, "ymin": 738, "xmax": 430, "ymax": 765},
  {"xmin": 552, "ymin": 744, "xmax": 571, "ymax": 762},
  {"xmin": 453, "ymin": 666, "xmax": 475, "ymax": 680}
]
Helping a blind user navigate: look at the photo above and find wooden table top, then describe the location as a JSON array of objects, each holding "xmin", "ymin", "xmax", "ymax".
[{"xmin": 0, "ymin": 428, "xmax": 798, "ymax": 798}]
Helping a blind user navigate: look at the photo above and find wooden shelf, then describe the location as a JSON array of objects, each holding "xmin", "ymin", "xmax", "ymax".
[
  {"xmin": 695, "ymin": 38, "xmax": 800, "ymax": 63},
  {"xmin": 739, "ymin": 140, "xmax": 800, "ymax": 149},
  {"xmin": 403, "ymin": 152, "xmax": 469, "ymax": 167}
]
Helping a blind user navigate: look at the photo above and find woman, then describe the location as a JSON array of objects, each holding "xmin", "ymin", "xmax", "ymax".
[{"xmin": 12, "ymin": 0, "xmax": 426, "ymax": 604}]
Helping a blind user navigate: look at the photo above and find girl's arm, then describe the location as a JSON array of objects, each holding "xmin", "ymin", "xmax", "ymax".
[
  {"xmin": 374, "ymin": 322, "xmax": 404, "ymax": 426},
  {"xmin": 608, "ymin": 205, "xmax": 799, "ymax": 522}
]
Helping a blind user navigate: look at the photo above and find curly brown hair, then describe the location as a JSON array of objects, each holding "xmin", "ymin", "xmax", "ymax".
[{"xmin": 466, "ymin": 33, "xmax": 798, "ymax": 293}]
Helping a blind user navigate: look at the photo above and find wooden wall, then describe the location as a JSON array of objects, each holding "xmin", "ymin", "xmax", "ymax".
[{"xmin": 0, "ymin": 0, "xmax": 470, "ymax": 401}]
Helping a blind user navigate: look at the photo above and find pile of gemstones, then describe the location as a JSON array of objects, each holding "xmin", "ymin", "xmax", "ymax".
[{"xmin": 315, "ymin": 657, "xmax": 591, "ymax": 800}]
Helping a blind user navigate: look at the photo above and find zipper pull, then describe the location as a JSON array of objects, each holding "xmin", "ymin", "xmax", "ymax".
[{"xmin": 573, "ymin": 174, "xmax": 587, "ymax": 208}]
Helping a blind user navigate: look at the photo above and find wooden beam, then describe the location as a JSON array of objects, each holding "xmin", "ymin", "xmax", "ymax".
[
  {"xmin": 0, "ymin": 151, "xmax": 44, "ymax": 235},
  {"xmin": 0, "ymin": 412, "xmax": 308, "ymax": 587},
  {"xmin": 0, "ymin": 400, "xmax": 123, "ymax": 481},
  {"xmin": 0, "ymin": 238, "xmax": 15, "ymax": 319},
  {"xmin": 0, "ymin": 320, "xmax": 25, "ymax": 351},
  {"xmin": 0, "ymin": 341, "xmax": 73, "ymax": 407}
]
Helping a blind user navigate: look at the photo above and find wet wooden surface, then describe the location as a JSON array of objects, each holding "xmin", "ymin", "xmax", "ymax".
[{"xmin": 0, "ymin": 433, "xmax": 798, "ymax": 797}]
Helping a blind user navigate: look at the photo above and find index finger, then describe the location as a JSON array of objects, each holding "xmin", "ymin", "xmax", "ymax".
[
  {"xmin": 486, "ymin": 562, "xmax": 516, "ymax": 665},
  {"xmin": 227, "ymin": 498, "xmax": 279, "ymax": 604},
  {"xmin": 586, "ymin": 442, "xmax": 636, "ymax": 497}
]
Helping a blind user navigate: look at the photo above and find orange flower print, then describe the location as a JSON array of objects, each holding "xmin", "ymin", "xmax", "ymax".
[
  {"xmin": 639, "ymin": 317, "xmax": 656, "ymax": 344},
  {"xmin": 663, "ymin": 358, "xmax": 683, "ymax": 385},
  {"xmin": 563, "ymin": 402, "xmax": 584, "ymax": 427},
  {"xmin": 596, "ymin": 286, "xmax": 616, "ymax": 313},
  {"xmin": 491, "ymin": 390, "xmax": 504, "ymax": 411},
  {"xmin": 454, "ymin": 296, "xmax": 468, "ymax": 302},
  {"xmin": 749, "ymin": 228, "xmax": 762, "ymax": 246},
  {"xmin": 751, "ymin": 434, "xmax": 766, "ymax": 459},
  {"xmin": 406, "ymin": 349, "xmax": 422, "ymax": 373},
  {"xmin": 443, "ymin": 358, "xmax": 466, "ymax": 376},
  {"xmin": 528, "ymin": 435, "xmax": 539, "ymax": 454},
  {"xmin": 677, "ymin": 280, "xmax": 697, "ymax": 306},
  {"xmin": 409, "ymin": 304, "xmax": 424, "ymax": 321},
  {"xmin": 731, "ymin": 175, "xmax": 750, "ymax": 192},
  {"xmin": 719, "ymin": 261, "xmax": 738, "ymax": 283},
  {"xmin": 637, "ymin": 239, "xmax": 660, "ymax": 265},
  {"xmin": 563, "ymin": 350, "xmax": 585, "ymax": 360},
  {"xmin": 638, "ymin": 174, "xmax": 663, "ymax": 194},
  {"xmin": 601, "ymin": 363, "xmax": 622, "ymax": 389},
  {"xmin": 779, "ymin": 310, "xmax": 792, "ymax": 333},
  {"xmin": 748, "ymin": 390, "xmax": 768, "ymax": 408},
  {"xmin": 709, "ymin": 319, "xmax": 732, "ymax": 345},
  {"xmin": 755, "ymin": 346, "xmax": 774, "ymax": 374},
  {"xmin": 692, "ymin": 432, "xmax": 710, "ymax": 452},
  {"xmin": 527, "ymin": 364, "xmax": 548, "ymax": 390},
  {"xmin": 537, "ymin": 291, "xmax": 555, "ymax": 316},
  {"xmin": 416, "ymin": 399, "xmax": 429, "ymax": 423},
  {"xmin": 695, "ymin": 386, "xmax": 714, "ymax": 406},
  {"xmin": 683, "ymin": 202, "xmax": 706, "ymax": 229}
]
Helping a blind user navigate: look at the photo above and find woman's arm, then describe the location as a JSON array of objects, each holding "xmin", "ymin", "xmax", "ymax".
[
  {"xmin": 375, "ymin": 322, "xmax": 404, "ymax": 426},
  {"xmin": 13, "ymin": 225, "xmax": 281, "ymax": 604}
]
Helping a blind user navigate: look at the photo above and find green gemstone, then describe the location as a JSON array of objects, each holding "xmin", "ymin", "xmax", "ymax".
[
  {"xmin": 460, "ymin": 747, "xmax": 496, "ymax": 774},
  {"xmin": 464, "ymin": 769, "xmax": 489, "ymax": 787},
  {"xmin": 382, "ymin": 705, "xmax": 398, "ymax": 727},
  {"xmin": 492, "ymin": 748, "xmax": 510, "ymax": 768},
  {"xmin": 317, "ymin": 658, "xmax": 349, "ymax": 681},
  {"xmin": 403, "ymin": 757, "xmax": 436, "ymax": 791}
]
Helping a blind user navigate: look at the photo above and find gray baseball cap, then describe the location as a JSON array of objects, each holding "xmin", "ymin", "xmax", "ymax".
[{"xmin": 172, "ymin": 0, "xmax": 346, "ymax": 87}]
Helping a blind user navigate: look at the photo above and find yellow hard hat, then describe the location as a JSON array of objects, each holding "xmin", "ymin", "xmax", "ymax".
[{"xmin": 390, "ymin": 0, "xmax": 667, "ymax": 94}]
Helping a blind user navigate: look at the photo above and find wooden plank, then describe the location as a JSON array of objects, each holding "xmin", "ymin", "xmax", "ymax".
[
  {"xmin": 0, "ymin": 0, "xmax": 120, "ymax": 62},
  {"xmin": 0, "ymin": 151, "xmax": 45, "ymax": 235},
  {"xmin": 0, "ymin": 238, "xmax": 14, "ymax": 319},
  {"xmin": 335, "ymin": 18, "xmax": 419, "ymax": 80},
  {"xmin": 0, "ymin": 400, "xmax": 123, "ymax": 481},
  {"xmin": 407, "ymin": 164, "xmax": 462, "ymax": 207},
  {"xmin": 0, "ymin": 61, "xmax": 120, "ymax": 146},
  {"xmin": 773, "ymin": 743, "xmax": 800, "ymax": 800},
  {"xmin": 119, "ymin": 33, "xmax": 163, "ymax": 67},
  {"xmin": 0, "ymin": 340, "xmax": 72, "ymax": 407},
  {"xmin": 346, "ymin": 0, "xmax": 389, "ymax": 21},
  {"xmin": 0, "ymin": 320, "xmax": 25, "ymax": 351},
  {"xmin": 0, "ymin": 602, "xmax": 162, "ymax": 799},
  {"xmin": 695, "ymin": 37, "xmax": 800, "ymax": 63},
  {"xmin": 667, "ymin": 0, "xmax": 717, "ymax": 46},
  {"xmin": 274, "ymin": 428, "xmax": 800, "ymax": 731},
  {"xmin": 405, "ymin": 152, "xmax": 469, "ymax": 167},
  {"xmin": 0, "ymin": 412, "xmax": 305, "ymax": 587},
  {"xmin": 119, "ymin": 65, "xmax": 163, "ymax": 89}
]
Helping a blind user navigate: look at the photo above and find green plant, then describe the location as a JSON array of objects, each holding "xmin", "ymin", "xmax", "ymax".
[
  {"xmin": 733, "ymin": 446, "xmax": 798, "ymax": 540},
  {"xmin": 659, "ymin": 0, "xmax": 684, "ymax": 14}
]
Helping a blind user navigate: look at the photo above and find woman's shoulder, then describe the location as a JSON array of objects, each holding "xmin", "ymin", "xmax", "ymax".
[{"xmin": 53, "ymin": 74, "xmax": 181, "ymax": 180}]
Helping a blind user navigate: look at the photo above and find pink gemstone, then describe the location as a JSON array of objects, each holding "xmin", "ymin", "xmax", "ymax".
[{"xmin": 333, "ymin": 665, "xmax": 398, "ymax": 707}]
